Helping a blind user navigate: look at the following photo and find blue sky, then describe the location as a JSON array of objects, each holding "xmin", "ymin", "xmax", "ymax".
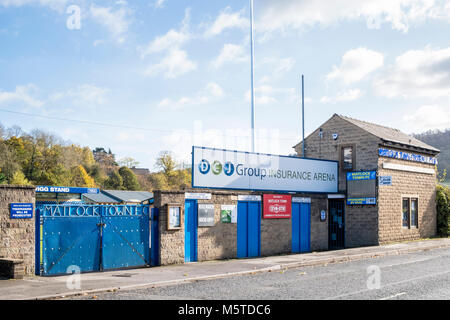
[{"xmin": 1, "ymin": 0, "xmax": 450, "ymax": 170}]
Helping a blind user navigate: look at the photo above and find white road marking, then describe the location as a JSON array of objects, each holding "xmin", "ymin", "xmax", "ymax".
[{"xmin": 379, "ymin": 292, "xmax": 406, "ymax": 300}]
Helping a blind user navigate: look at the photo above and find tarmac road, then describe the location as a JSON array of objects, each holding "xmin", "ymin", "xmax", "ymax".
[{"xmin": 67, "ymin": 247, "xmax": 450, "ymax": 300}]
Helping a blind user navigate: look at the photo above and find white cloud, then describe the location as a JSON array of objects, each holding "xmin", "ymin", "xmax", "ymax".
[
  {"xmin": 157, "ymin": 82, "xmax": 225, "ymax": 109},
  {"xmin": 140, "ymin": 8, "xmax": 190, "ymax": 57},
  {"xmin": 245, "ymin": 85, "xmax": 295, "ymax": 105},
  {"xmin": 374, "ymin": 46, "xmax": 450, "ymax": 98},
  {"xmin": 210, "ymin": 43, "xmax": 247, "ymax": 69},
  {"xmin": 320, "ymin": 88, "xmax": 364, "ymax": 103},
  {"xmin": 257, "ymin": 0, "xmax": 450, "ymax": 36},
  {"xmin": 144, "ymin": 48, "xmax": 197, "ymax": 79},
  {"xmin": 403, "ymin": 105, "xmax": 450, "ymax": 131},
  {"xmin": 0, "ymin": 0, "xmax": 67, "ymax": 12},
  {"xmin": 203, "ymin": 7, "xmax": 248, "ymax": 37},
  {"xmin": 154, "ymin": 0, "xmax": 166, "ymax": 8},
  {"xmin": 50, "ymin": 84, "xmax": 109, "ymax": 106},
  {"xmin": 326, "ymin": 47, "xmax": 384, "ymax": 84},
  {"xmin": 0, "ymin": 84, "xmax": 43, "ymax": 107},
  {"xmin": 90, "ymin": 4, "xmax": 132, "ymax": 43}
]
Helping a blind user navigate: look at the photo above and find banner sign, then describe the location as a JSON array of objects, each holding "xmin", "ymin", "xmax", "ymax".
[
  {"xmin": 198, "ymin": 203, "xmax": 215, "ymax": 227},
  {"xmin": 347, "ymin": 171, "xmax": 376, "ymax": 205},
  {"xmin": 185, "ymin": 193, "xmax": 212, "ymax": 200},
  {"xmin": 192, "ymin": 147, "xmax": 338, "ymax": 193},
  {"xmin": 10, "ymin": 203, "xmax": 33, "ymax": 219},
  {"xmin": 378, "ymin": 148, "xmax": 437, "ymax": 165},
  {"xmin": 263, "ymin": 194, "xmax": 291, "ymax": 219},
  {"xmin": 36, "ymin": 186, "xmax": 99, "ymax": 194}
]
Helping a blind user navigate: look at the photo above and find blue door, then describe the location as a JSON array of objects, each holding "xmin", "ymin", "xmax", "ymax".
[
  {"xmin": 184, "ymin": 200, "xmax": 198, "ymax": 262},
  {"xmin": 292, "ymin": 202, "xmax": 311, "ymax": 253},
  {"xmin": 237, "ymin": 201, "xmax": 261, "ymax": 258}
]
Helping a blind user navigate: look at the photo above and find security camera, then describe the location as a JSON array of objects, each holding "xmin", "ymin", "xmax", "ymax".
[{"xmin": 332, "ymin": 133, "xmax": 339, "ymax": 140}]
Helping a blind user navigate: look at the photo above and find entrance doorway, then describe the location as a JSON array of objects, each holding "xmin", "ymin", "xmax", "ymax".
[
  {"xmin": 184, "ymin": 199, "xmax": 198, "ymax": 262},
  {"xmin": 328, "ymin": 199, "xmax": 345, "ymax": 249},
  {"xmin": 237, "ymin": 201, "xmax": 261, "ymax": 258},
  {"xmin": 292, "ymin": 200, "xmax": 311, "ymax": 253}
]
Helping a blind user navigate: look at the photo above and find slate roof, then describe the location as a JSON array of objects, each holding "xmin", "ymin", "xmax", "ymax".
[
  {"xmin": 101, "ymin": 190, "xmax": 154, "ymax": 203},
  {"xmin": 337, "ymin": 114, "xmax": 440, "ymax": 153},
  {"xmin": 82, "ymin": 193, "xmax": 119, "ymax": 204}
]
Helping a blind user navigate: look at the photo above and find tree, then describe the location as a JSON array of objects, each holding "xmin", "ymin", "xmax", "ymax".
[
  {"xmin": 155, "ymin": 151, "xmax": 177, "ymax": 175},
  {"xmin": 118, "ymin": 166, "xmax": 141, "ymax": 191},
  {"xmin": 118, "ymin": 157, "xmax": 140, "ymax": 168},
  {"xmin": 9, "ymin": 170, "xmax": 31, "ymax": 186},
  {"xmin": 70, "ymin": 165, "xmax": 96, "ymax": 187},
  {"xmin": 104, "ymin": 170, "xmax": 124, "ymax": 190}
]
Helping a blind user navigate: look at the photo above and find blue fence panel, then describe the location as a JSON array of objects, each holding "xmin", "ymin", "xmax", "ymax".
[
  {"xmin": 38, "ymin": 204, "xmax": 151, "ymax": 276},
  {"xmin": 42, "ymin": 216, "xmax": 101, "ymax": 275},
  {"xmin": 102, "ymin": 206, "xmax": 150, "ymax": 270}
]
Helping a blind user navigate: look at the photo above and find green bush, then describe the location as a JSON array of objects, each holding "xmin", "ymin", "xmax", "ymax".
[{"xmin": 436, "ymin": 185, "xmax": 450, "ymax": 237}]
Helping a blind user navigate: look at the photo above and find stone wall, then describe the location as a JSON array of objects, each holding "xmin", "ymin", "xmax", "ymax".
[
  {"xmin": 377, "ymin": 152, "xmax": 437, "ymax": 243},
  {"xmin": 294, "ymin": 115, "xmax": 381, "ymax": 248},
  {"xmin": 0, "ymin": 185, "xmax": 36, "ymax": 275},
  {"xmin": 154, "ymin": 189, "xmax": 328, "ymax": 266}
]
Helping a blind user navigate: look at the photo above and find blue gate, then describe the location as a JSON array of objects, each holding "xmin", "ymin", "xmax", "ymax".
[
  {"xmin": 292, "ymin": 199, "xmax": 311, "ymax": 253},
  {"xmin": 184, "ymin": 200, "xmax": 198, "ymax": 262},
  {"xmin": 237, "ymin": 201, "xmax": 261, "ymax": 258},
  {"xmin": 36, "ymin": 204, "xmax": 152, "ymax": 276}
]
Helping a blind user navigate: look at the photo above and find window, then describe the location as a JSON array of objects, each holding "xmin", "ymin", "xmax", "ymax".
[
  {"xmin": 402, "ymin": 198, "xmax": 410, "ymax": 228},
  {"xmin": 341, "ymin": 146, "xmax": 355, "ymax": 171},
  {"xmin": 402, "ymin": 197, "xmax": 419, "ymax": 229},
  {"xmin": 411, "ymin": 198, "xmax": 418, "ymax": 228}
]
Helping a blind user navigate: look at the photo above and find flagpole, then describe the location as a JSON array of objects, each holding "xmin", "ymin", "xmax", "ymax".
[{"xmin": 250, "ymin": 0, "xmax": 255, "ymax": 153}]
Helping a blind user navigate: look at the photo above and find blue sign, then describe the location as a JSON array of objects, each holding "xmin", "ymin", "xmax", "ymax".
[
  {"xmin": 347, "ymin": 198, "xmax": 376, "ymax": 205},
  {"xmin": 347, "ymin": 171, "xmax": 377, "ymax": 205},
  {"xmin": 379, "ymin": 148, "xmax": 437, "ymax": 165},
  {"xmin": 346, "ymin": 171, "xmax": 376, "ymax": 181},
  {"xmin": 379, "ymin": 176, "xmax": 392, "ymax": 186},
  {"xmin": 10, "ymin": 203, "xmax": 33, "ymax": 219},
  {"xmin": 35, "ymin": 186, "xmax": 99, "ymax": 194}
]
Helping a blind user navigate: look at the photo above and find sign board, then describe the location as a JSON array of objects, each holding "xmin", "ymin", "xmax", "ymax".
[
  {"xmin": 220, "ymin": 205, "xmax": 237, "ymax": 223},
  {"xmin": 292, "ymin": 197, "xmax": 311, "ymax": 203},
  {"xmin": 167, "ymin": 205, "xmax": 181, "ymax": 230},
  {"xmin": 35, "ymin": 186, "xmax": 99, "ymax": 194},
  {"xmin": 198, "ymin": 203, "xmax": 215, "ymax": 227},
  {"xmin": 185, "ymin": 192, "xmax": 212, "ymax": 200},
  {"xmin": 379, "ymin": 148, "xmax": 437, "ymax": 165},
  {"xmin": 347, "ymin": 171, "xmax": 377, "ymax": 205},
  {"xmin": 237, "ymin": 195, "xmax": 262, "ymax": 202},
  {"xmin": 10, "ymin": 203, "xmax": 33, "ymax": 219},
  {"xmin": 263, "ymin": 194, "xmax": 291, "ymax": 219},
  {"xmin": 320, "ymin": 210, "xmax": 327, "ymax": 221},
  {"xmin": 192, "ymin": 147, "xmax": 338, "ymax": 193},
  {"xmin": 378, "ymin": 176, "xmax": 392, "ymax": 186}
]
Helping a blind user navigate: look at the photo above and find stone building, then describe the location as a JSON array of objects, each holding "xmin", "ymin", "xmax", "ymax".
[{"xmin": 294, "ymin": 114, "xmax": 440, "ymax": 247}]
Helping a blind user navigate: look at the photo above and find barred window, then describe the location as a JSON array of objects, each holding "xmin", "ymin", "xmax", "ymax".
[{"xmin": 402, "ymin": 198, "xmax": 410, "ymax": 228}]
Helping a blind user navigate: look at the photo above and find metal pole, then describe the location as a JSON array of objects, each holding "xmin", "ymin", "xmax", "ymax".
[
  {"xmin": 302, "ymin": 75, "xmax": 305, "ymax": 158},
  {"xmin": 250, "ymin": 0, "xmax": 255, "ymax": 152}
]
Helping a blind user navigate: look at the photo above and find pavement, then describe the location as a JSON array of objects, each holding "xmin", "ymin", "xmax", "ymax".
[{"xmin": 1, "ymin": 237, "xmax": 449, "ymax": 300}]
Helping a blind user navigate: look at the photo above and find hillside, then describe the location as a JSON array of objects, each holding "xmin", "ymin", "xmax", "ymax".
[{"xmin": 413, "ymin": 129, "xmax": 450, "ymax": 183}]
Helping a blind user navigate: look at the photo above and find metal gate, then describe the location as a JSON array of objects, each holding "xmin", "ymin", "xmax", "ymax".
[
  {"xmin": 237, "ymin": 201, "xmax": 261, "ymax": 258},
  {"xmin": 36, "ymin": 204, "xmax": 152, "ymax": 276},
  {"xmin": 328, "ymin": 199, "xmax": 345, "ymax": 250}
]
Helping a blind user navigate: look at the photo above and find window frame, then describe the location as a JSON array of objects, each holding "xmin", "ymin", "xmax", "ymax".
[
  {"xmin": 340, "ymin": 144, "xmax": 356, "ymax": 172},
  {"xmin": 401, "ymin": 196, "xmax": 419, "ymax": 229}
]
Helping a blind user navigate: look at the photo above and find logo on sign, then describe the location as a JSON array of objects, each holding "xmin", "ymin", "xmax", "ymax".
[
  {"xmin": 198, "ymin": 159, "xmax": 210, "ymax": 174},
  {"xmin": 212, "ymin": 160, "xmax": 222, "ymax": 175}
]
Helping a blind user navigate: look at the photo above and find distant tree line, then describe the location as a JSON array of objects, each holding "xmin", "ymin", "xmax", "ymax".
[
  {"xmin": 0, "ymin": 122, "xmax": 190, "ymax": 191},
  {"xmin": 413, "ymin": 129, "xmax": 450, "ymax": 184}
]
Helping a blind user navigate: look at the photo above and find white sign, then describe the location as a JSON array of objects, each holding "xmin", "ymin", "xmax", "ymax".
[
  {"xmin": 192, "ymin": 147, "xmax": 338, "ymax": 193},
  {"xmin": 292, "ymin": 197, "xmax": 311, "ymax": 203},
  {"xmin": 237, "ymin": 195, "xmax": 262, "ymax": 201},
  {"xmin": 184, "ymin": 192, "xmax": 212, "ymax": 200}
]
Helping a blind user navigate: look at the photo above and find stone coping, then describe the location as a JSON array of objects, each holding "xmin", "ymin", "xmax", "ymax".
[{"xmin": 0, "ymin": 184, "xmax": 36, "ymax": 190}]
